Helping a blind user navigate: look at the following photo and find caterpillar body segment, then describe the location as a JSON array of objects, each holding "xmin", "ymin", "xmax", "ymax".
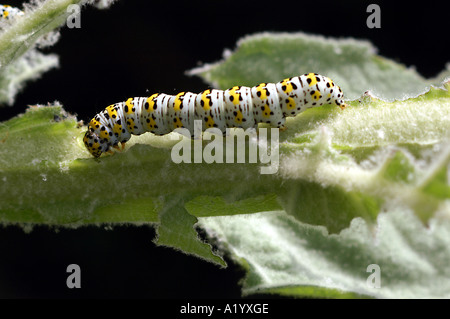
[{"xmin": 84, "ymin": 73, "xmax": 347, "ymax": 158}]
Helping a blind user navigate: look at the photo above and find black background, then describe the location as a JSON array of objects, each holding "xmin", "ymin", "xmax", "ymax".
[{"xmin": 0, "ymin": 0, "xmax": 448, "ymax": 298}]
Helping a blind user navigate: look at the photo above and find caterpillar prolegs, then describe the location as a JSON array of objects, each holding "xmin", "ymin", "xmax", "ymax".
[{"xmin": 83, "ymin": 73, "xmax": 347, "ymax": 158}]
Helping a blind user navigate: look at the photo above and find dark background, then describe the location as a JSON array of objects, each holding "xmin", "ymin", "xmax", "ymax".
[{"xmin": 0, "ymin": 0, "xmax": 448, "ymax": 298}]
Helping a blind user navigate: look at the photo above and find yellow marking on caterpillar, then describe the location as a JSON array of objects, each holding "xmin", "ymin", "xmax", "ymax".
[
  {"xmin": 262, "ymin": 104, "xmax": 272, "ymax": 118},
  {"xmin": 280, "ymin": 78, "xmax": 294, "ymax": 93},
  {"xmin": 173, "ymin": 116, "xmax": 183, "ymax": 129},
  {"xmin": 89, "ymin": 118, "xmax": 101, "ymax": 129},
  {"xmin": 229, "ymin": 86, "xmax": 241, "ymax": 105},
  {"xmin": 99, "ymin": 128, "xmax": 109, "ymax": 140},
  {"xmin": 306, "ymin": 73, "xmax": 318, "ymax": 87},
  {"xmin": 286, "ymin": 97, "xmax": 296, "ymax": 109},
  {"xmin": 311, "ymin": 90, "xmax": 321, "ymax": 100},
  {"xmin": 106, "ymin": 104, "xmax": 117, "ymax": 119},
  {"xmin": 146, "ymin": 94, "xmax": 158, "ymax": 112},
  {"xmin": 201, "ymin": 89, "xmax": 212, "ymax": 111},
  {"xmin": 110, "ymin": 109, "xmax": 122, "ymax": 135},
  {"xmin": 174, "ymin": 92, "xmax": 185, "ymax": 111},
  {"xmin": 125, "ymin": 98, "xmax": 134, "ymax": 114},
  {"xmin": 206, "ymin": 115, "xmax": 215, "ymax": 128},
  {"xmin": 234, "ymin": 110, "xmax": 243, "ymax": 124},
  {"xmin": 127, "ymin": 118, "xmax": 135, "ymax": 130},
  {"xmin": 256, "ymin": 83, "xmax": 268, "ymax": 99},
  {"xmin": 146, "ymin": 117, "xmax": 157, "ymax": 130},
  {"xmin": 112, "ymin": 123, "xmax": 122, "ymax": 135}
]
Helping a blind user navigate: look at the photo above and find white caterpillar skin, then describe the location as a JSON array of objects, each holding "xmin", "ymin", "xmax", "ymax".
[
  {"xmin": 0, "ymin": 4, "xmax": 23, "ymax": 19},
  {"xmin": 84, "ymin": 73, "xmax": 347, "ymax": 157}
]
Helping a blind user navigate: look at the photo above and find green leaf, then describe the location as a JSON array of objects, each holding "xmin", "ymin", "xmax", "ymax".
[
  {"xmin": 187, "ymin": 32, "xmax": 450, "ymax": 297},
  {"xmin": 0, "ymin": 0, "xmax": 115, "ymax": 105},
  {"xmin": 186, "ymin": 194, "xmax": 282, "ymax": 217},
  {"xmin": 276, "ymin": 85, "xmax": 450, "ymax": 227},
  {"xmin": 156, "ymin": 197, "xmax": 225, "ymax": 266},
  {"xmin": 0, "ymin": 50, "xmax": 59, "ymax": 105},
  {"xmin": 199, "ymin": 208, "xmax": 450, "ymax": 298}
]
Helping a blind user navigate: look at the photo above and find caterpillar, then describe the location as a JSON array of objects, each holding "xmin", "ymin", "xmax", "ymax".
[
  {"xmin": 83, "ymin": 73, "xmax": 347, "ymax": 158},
  {"xmin": 0, "ymin": 4, "xmax": 23, "ymax": 19}
]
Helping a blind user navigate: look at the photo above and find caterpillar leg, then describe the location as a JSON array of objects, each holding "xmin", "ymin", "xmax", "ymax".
[
  {"xmin": 279, "ymin": 125, "xmax": 287, "ymax": 132},
  {"xmin": 113, "ymin": 141, "xmax": 127, "ymax": 151},
  {"xmin": 339, "ymin": 103, "xmax": 348, "ymax": 110}
]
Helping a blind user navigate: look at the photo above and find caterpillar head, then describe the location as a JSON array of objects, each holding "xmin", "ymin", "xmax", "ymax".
[{"xmin": 83, "ymin": 130, "xmax": 108, "ymax": 158}]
